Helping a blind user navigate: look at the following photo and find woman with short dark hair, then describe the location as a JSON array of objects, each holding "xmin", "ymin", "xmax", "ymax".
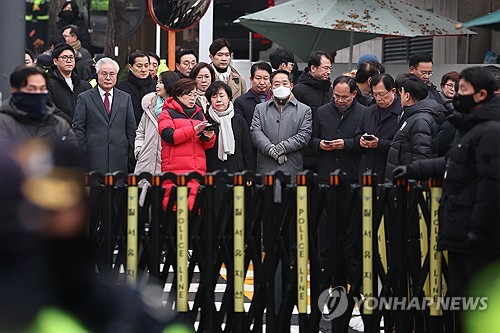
[
  {"xmin": 189, "ymin": 62, "xmax": 216, "ymax": 113},
  {"xmin": 204, "ymin": 81, "xmax": 255, "ymax": 173},
  {"xmin": 158, "ymin": 78, "xmax": 216, "ymax": 209}
]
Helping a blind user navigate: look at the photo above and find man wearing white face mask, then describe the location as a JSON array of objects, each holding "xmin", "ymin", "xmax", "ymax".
[{"xmin": 250, "ymin": 69, "xmax": 312, "ymax": 178}]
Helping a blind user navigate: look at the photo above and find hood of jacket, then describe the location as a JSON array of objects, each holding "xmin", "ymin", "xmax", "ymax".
[
  {"xmin": 0, "ymin": 97, "xmax": 56, "ymax": 123},
  {"xmin": 402, "ymin": 98, "xmax": 440, "ymax": 122},
  {"xmin": 296, "ymin": 71, "xmax": 331, "ymax": 92},
  {"xmin": 141, "ymin": 92, "xmax": 158, "ymax": 114},
  {"xmin": 449, "ymin": 95, "xmax": 500, "ymax": 130}
]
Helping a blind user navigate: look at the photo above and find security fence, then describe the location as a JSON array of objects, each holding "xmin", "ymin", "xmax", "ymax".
[{"xmin": 85, "ymin": 170, "xmax": 452, "ymax": 333}]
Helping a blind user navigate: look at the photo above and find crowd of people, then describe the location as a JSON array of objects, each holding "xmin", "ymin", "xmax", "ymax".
[{"xmin": 3, "ymin": 2, "xmax": 500, "ymax": 331}]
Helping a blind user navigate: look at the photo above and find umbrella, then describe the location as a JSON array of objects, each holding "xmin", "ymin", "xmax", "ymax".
[
  {"xmin": 457, "ymin": 11, "xmax": 500, "ymax": 31},
  {"xmin": 237, "ymin": 0, "xmax": 475, "ymax": 67}
]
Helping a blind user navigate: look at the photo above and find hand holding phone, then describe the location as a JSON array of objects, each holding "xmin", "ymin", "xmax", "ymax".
[
  {"xmin": 362, "ymin": 134, "xmax": 374, "ymax": 141},
  {"xmin": 204, "ymin": 124, "xmax": 217, "ymax": 132}
]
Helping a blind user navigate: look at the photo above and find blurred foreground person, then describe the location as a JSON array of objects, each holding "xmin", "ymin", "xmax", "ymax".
[
  {"xmin": 1, "ymin": 140, "xmax": 192, "ymax": 332},
  {"xmin": 393, "ymin": 66, "xmax": 500, "ymax": 333},
  {"xmin": 0, "ymin": 143, "xmax": 49, "ymax": 332}
]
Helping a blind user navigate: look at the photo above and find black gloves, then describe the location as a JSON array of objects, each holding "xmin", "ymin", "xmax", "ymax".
[{"xmin": 393, "ymin": 165, "xmax": 408, "ymax": 179}]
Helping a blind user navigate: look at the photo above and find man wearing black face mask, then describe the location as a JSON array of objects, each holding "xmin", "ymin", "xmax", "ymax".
[
  {"xmin": 48, "ymin": 0, "xmax": 91, "ymax": 50},
  {"xmin": 393, "ymin": 66, "xmax": 500, "ymax": 333},
  {"xmin": 0, "ymin": 66, "xmax": 77, "ymax": 146}
]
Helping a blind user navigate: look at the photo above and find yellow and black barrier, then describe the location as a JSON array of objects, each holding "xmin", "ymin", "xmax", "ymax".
[
  {"xmin": 233, "ymin": 174, "xmax": 245, "ymax": 313},
  {"xmin": 296, "ymin": 174, "xmax": 309, "ymax": 314},
  {"xmin": 126, "ymin": 174, "xmax": 138, "ymax": 286},
  {"xmin": 176, "ymin": 175, "xmax": 189, "ymax": 313},
  {"xmin": 85, "ymin": 170, "xmax": 447, "ymax": 333}
]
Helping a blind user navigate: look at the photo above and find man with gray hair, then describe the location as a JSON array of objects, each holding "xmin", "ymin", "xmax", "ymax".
[{"xmin": 73, "ymin": 57, "xmax": 136, "ymax": 173}]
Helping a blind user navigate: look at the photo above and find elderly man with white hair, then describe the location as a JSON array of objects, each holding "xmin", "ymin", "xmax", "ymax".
[{"xmin": 73, "ymin": 57, "xmax": 136, "ymax": 173}]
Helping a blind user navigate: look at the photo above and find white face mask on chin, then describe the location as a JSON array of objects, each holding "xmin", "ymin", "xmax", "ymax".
[{"xmin": 272, "ymin": 86, "xmax": 291, "ymax": 99}]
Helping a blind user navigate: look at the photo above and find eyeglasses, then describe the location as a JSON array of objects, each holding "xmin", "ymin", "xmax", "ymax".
[
  {"xmin": 372, "ymin": 90, "xmax": 391, "ymax": 98},
  {"xmin": 58, "ymin": 55, "xmax": 75, "ymax": 62},
  {"xmin": 417, "ymin": 69, "xmax": 433, "ymax": 77},
  {"xmin": 444, "ymin": 83, "xmax": 455, "ymax": 89},
  {"xmin": 98, "ymin": 72, "xmax": 116, "ymax": 78},
  {"xmin": 319, "ymin": 65, "xmax": 332, "ymax": 71}
]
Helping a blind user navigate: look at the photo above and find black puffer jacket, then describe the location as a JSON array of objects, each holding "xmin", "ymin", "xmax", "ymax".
[
  {"xmin": 427, "ymin": 83, "xmax": 445, "ymax": 106},
  {"xmin": 407, "ymin": 96, "xmax": 500, "ymax": 254},
  {"xmin": 292, "ymin": 71, "xmax": 332, "ymax": 113},
  {"xmin": 47, "ymin": 68, "xmax": 91, "ymax": 124},
  {"xmin": 385, "ymin": 98, "xmax": 439, "ymax": 182}
]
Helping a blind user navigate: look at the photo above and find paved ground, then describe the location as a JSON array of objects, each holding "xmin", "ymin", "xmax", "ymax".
[{"xmin": 160, "ymin": 261, "xmax": 371, "ymax": 332}]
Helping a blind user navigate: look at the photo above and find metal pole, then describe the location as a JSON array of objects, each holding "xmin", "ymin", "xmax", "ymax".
[
  {"xmin": 348, "ymin": 30, "xmax": 354, "ymax": 70},
  {"xmin": 198, "ymin": 0, "xmax": 213, "ymax": 63},
  {"xmin": 310, "ymin": 29, "xmax": 324, "ymax": 55},
  {"xmin": 465, "ymin": 34, "xmax": 471, "ymax": 64},
  {"xmin": 168, "ymin": 31, "xmax": 176, "ymax": 72},
  {"xmin": 248, "ymin": 32, "xmax": 253, "ymax": 60},
  {"xmin": 0, "ymin": 0, "xmax": 25, "ymax": 103},
  {"xmin": 155, "ymin": 24, "xmax": 161, "ymax": 57}
]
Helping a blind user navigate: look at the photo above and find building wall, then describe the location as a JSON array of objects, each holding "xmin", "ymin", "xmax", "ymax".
[{"xmin": 335, "ymin": 0, "xmax": 500, "ymax": 65}]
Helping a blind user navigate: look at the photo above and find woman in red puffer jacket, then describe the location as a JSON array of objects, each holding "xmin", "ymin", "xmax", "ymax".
[{"xmin": 158, "ymin": 79, "xmax": 216, "ymax": 209}]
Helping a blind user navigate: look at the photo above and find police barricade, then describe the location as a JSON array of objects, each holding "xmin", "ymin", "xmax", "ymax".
[{"xmin": 85, "ymin": 170, "xmax": 448, "ymax": 333}]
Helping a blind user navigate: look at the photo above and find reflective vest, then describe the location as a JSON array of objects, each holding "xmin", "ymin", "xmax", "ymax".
[
  {"xmin": 157, "ymin": 59, "xmax": 170, "ymax": 76},
  {"xmin": 25, "ymin": 0, "xmax": 49, "ymax": 21}
]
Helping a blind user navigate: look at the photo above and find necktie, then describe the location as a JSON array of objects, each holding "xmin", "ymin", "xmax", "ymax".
[{"xmin": 104, "ymin": 92, "xmax": 111, "ymax": 117}]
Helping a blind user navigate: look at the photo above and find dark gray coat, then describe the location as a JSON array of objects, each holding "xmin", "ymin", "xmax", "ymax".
[
  {"xmin": 73, "ymin": 87, "xmax": 136, "ymax": 173},
  {"xmin": 250, "ymin": 97, "xmax": 312, "ymax": 177}
]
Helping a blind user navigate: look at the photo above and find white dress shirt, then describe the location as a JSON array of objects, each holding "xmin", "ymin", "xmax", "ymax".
[{"xmin": 98, "ymin": 86, "xmax": 113, "ymax": 111}]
